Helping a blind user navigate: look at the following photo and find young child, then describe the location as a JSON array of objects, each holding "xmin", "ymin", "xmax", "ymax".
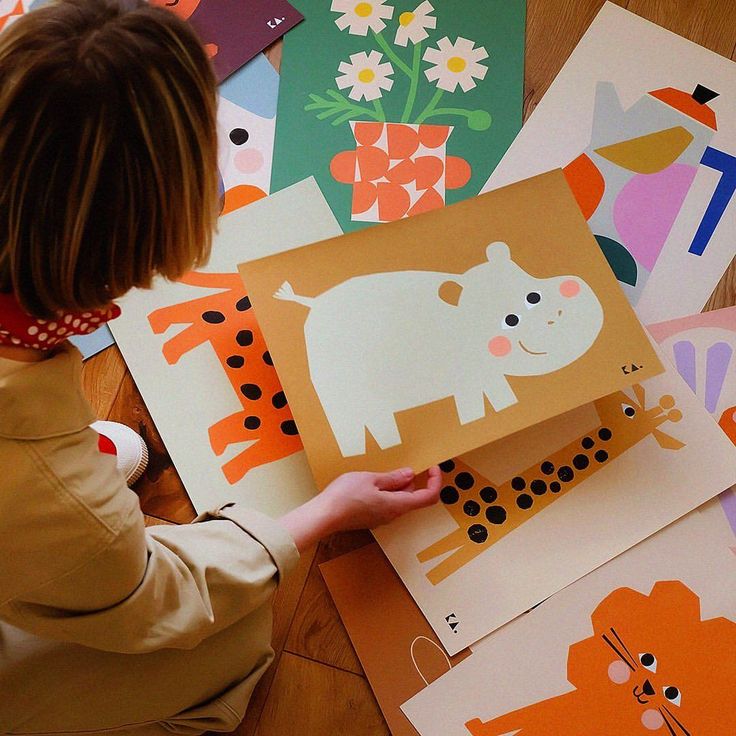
[{"xmin": 0, "ymin": 1, "xmax": 441, "ymax": 733}]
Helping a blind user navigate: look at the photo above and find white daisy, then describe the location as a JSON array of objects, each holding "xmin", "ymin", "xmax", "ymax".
[
  {"xmin": 336, "ymin": 51, "xmax": 394, "ymax": 102},
  {"xmin": 423, "ymin": 36, "xmax": 488, "ymax": 93},
  {"xmin": 394, "ymin": 1, "xmax": 436, "ymax": 46},
  {"xmin": 331, "ymin": 0, "xmax": 394, "ymax": 36}
]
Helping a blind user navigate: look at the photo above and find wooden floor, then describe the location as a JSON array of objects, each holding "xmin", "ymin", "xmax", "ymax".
[{"xmin": 80, "ymin": 1, "xmax": 736, "ymax": 734}]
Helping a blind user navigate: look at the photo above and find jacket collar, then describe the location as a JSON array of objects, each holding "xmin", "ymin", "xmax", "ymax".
[{"xmin": 0, "ymin": 343, "xmax": 96, "ymax": 439}]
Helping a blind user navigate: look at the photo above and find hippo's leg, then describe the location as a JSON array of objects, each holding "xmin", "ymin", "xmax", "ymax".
[
  {"xmin": 365, "ymin": 414, "xmax": 402, "ymax": 451},
  {"xmin": 483, "ymin": 376, "xmax": 518, "ymax": 413},
  {"xmin": 324, "ymin": 411, "xmax": 368, "ymax": 457},
  {"xmin": 453, "ymin": 389, "xmax": 488, "ymax": 425}
]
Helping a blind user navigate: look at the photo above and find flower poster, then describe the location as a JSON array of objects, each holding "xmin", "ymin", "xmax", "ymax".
[{"xmin": 271, "ymin": 0, "xmax": 525, "ymax": 231}]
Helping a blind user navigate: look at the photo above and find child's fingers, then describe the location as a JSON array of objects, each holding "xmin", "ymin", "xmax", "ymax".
[
  {"xmin": 375, "ymin": 467, "xmax": 415, "ymax": 490},
  {"xmin": 388, "ymin": 484, "xmax": 441, "ymax": 513}
]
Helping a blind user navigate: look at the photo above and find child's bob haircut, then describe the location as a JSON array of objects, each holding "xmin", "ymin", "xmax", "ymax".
[{"xmin": 0, "ymin": 0, "xmax": 219, "ymax": 317}]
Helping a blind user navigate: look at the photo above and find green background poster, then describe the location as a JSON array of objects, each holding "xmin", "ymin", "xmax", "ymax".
[{"xmin": 272, "ymin": 0, "xmax": 526, "ymax": 232}]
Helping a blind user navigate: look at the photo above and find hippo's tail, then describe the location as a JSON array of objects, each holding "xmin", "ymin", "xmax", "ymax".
[{"xmin": 273, "ymin": 281, "xmax": 314, "ymax": 309}]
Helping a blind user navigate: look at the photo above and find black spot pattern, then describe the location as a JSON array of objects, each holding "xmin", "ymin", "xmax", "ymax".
[
  {"xmin": 511, "ymin": 476, "xmax": 526, "ymax": 491},
  {"xmin": 243, "ymin": 416, "xmax": 261, "ymax": 430},
  {"xmin": 440, "ymin": 486, "xmax": 459, "ymax": 505},
  {"xmin": 439, "ymin": 459, "xmax": 456, "ymax": 473},
  {"xmin": 272, "ymin": 391, "xmax": 287, "ymax": 409},
  {"xmin": 455, "ymin": 472, "xmax": 474, "ymax": 490},
  {"xmin": 280, "ymin": 420, "xmax": 298, "ymax": 436},
  {"xmin": 262, "ymin": 351, "xmax": 273, "ymax": 366},
  {"xmin": 226, "ymin": 355, "xmax": 245, "ymax": 368},
  {"xmin": 595, "ymin": 450, "xmax": 609, "ymax": 463},
  {"xmin": 581, "ymin": 436, "xmax": 595, "ymax": 449},
  {"xmin": 236, "ymin": 329, "xmax": 254, "ymax": 347},
  {"xmin": 540, "ymin": 461, "xmax": 555, "ymax": 475},
  {"xmin": 236, "ymin": 296, "xmax": 251, "ymax": 311},
  {"xmin": 572, "ymin": 454, "xmax": 589, "ymax": 470},
  {"xmin": 558, "ymin": 466, "xmax": 574, "ymax": 482},
  {"xmin": 463, "ymin": 500, "xmax": 480, "ymax": 517},
  {"xmin": 241, "ymin": 383, "xmax": 262, "ymax": 400},
  {"xmin": 229, "ymin": 128, "xmax": 249, "ymax": 145},
  {"xmin": 479, "ymin": 486, "xmax": 497, "ymax": 504},
  {"xmin": 202, "ymin": 310, "xmax": 225, "ymax": 324},
  {"xmin": 485, "ymin": 506, "xmax": 507, "ymax": 524},
  {"xmin": 598, "ymin": 427, "xmax": 612, "ymax": 441},
  {"xmin": 550, "ymin": 481, "xmax": 561, "ymax": 493},
  {"xmin": 467, "ymin": 524, "xmax": 488, "ymax": 543},
  {"xmin": 530, "ymin": 479, "xmax": 547, "ymax": 495},
  {"xmin": 517, "ymin": 494, "xmax": 533, "ymax": 510}
]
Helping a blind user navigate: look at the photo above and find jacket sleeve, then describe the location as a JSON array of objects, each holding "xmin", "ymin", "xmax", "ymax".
[{"xmin": 7, "ymin": 487, "xmax": 300, "ymax": 654}]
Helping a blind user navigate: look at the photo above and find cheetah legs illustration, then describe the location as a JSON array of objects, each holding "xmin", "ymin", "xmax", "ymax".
[
  {"xmin": 417, "ymin": 385, "xmax": 684, "ymax": 585},
  {"xmin": 148, "ymin": 271, "xmax": 302, "ymax": 485}
]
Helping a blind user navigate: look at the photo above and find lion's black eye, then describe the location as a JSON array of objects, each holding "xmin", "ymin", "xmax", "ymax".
[
  {"xmin": 503, "ymin": 314, "xmax": 520, "ymax": 328},
  {"xmin": 525, "ymin": 292, "xmax": 541, "ymax": 306},
  {"xmin": 639, "ymin": 653, "xmax": 657, "ymax": 672},
  {"xmin": 663, "ymin": 686, "xmax": 681, "ymax": 707}
]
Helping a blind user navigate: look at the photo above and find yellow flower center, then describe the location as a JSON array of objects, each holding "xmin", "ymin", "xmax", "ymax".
[
  {"xmin": 358, "ymin": 68, "xmax": 376, "ymax": 83},
  {"xmin": 399, "ymin": 10, "xmax": 415, "ymax": 26},
  {"xmin": 447, "ymin": 56, "xmax": 467, "ymax": 73},
  {"xmin": 354, "ymin": 2, "xmax": 373, "ymax": 17}
]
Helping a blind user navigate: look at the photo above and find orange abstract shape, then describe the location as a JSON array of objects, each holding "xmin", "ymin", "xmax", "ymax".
[
  {"xmin": 418, "ymin": 386, "xmax": 684, "ymax": 585},
  {"xmin": 719, "ymin": 405, "xmax": 736, "ymax": 444},
  {"xmin": 376, "ymin": 181, "xmax": 411, "ymax": 221},
  {"xmin": 204, "ymin": 42, "xmax": 218, "ymax": 57},
  {"xmin": 385, "ymin": 159, "xmax": 416, "ymax": 185},
  {"xmin": 418, "ymin": 124, "xmax": 450, "ymax": 149},
  {"xmin": 650, "ymin": 87, "xmax": 718, "ymax": 131},
  {"xmin": 594, "ymin": 126, "xmax": 694, "ymax": 175},
  {"xmin": 354, "ymin": 122, "xmax": 384, "ymax": 146},
  {"xmin": 221, "ymin": 184, "xmax": 267, "ymax": 215},
  {"xmin": 147, "ymin": 271, "xmax": 302, "ymax": 485},
  {"xmin": 414, "ymin": 156, "xmax": 444, "ymax": 189},
  {"xmin": 387, "ymin": 124, "xmax": 420, "ymax": 159},
  {"xmin": 356, "ymin": 145, "xmax": 390, "ymax": 181},
  {"xmin": 466, "ymin": 581, "xmax": 736, "ymax": 736},
  {"xmin": 352, "ymin": 181, "xmax": 378, "ymax": 215},
  {"xmin": 0, "ymin": 0, "xmax": 22, "ymax": 30},
  {"xmin": 563, "ymin": 153, "xmax": 605, "ymax": 220},
  {"xmin": 330, "ymin": 150, "xmax": 358, "ymax": 184},
  {"xmin": 446, "ymin": 155, "xmax": 472, "ymax": 190},
  {"xmin": 408, "ymin": 187, "xmax": 444, "ymax": 217},
  {"xmin": 150, "ymin": 0, "xmax": 201, "ymax": 20}
]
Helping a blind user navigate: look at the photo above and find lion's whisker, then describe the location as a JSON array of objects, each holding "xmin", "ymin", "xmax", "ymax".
[
  {"xmin": 662, "ymin": 705, "xmax": 691, "ymax": 736},
  {"xmin": 600, "ymin": 634, "xmax": 635, "ymax": 671}
]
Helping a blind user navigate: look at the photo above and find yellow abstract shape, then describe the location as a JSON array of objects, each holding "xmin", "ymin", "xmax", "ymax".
[
  {"xmin": 447, "ymin": 56, "xmax": 467, "ymax": 73},
  {"xmin": 399, "ymin": 10, "xmax": 415, "ymax": 25},
  {"xmin": 355, "ymin": 2, "xmax": 372, "ymax": 17},
  {"xmin": 594, "ymin": 126, "xmax": 694, "ymax": 174},
  {"xmin": 358, "ymin": 68, "xmax": 376, "ymax": 83}
]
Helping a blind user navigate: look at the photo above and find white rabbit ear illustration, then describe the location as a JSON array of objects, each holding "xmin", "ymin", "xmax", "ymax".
[{"xmin": 410, "ymin": 636, "xmax": 452, "ymax": 687}]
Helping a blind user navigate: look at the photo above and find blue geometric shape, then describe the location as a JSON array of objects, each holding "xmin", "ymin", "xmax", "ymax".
[{"xmin": 219, "ymin": 54, "xmax": 279, "ymax": 119}]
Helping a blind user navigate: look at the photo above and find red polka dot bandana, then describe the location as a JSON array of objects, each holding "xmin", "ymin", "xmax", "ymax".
[{"xmin": 0, "ymin": 292, "xmax": 121, "ymax": 350}]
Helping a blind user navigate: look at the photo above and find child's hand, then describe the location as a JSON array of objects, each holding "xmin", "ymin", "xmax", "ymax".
[{"xmin": 279, "ymin": 466, "xmax": 442, "ymax": 552}]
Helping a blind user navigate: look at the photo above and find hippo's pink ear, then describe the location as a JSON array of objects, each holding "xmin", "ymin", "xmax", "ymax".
[
  {"xmin": 438, "ymin": 280, "xmax": 463, "ymax": 306},
  {"xmin": 485, "ymin": 241, "xmax": 510, "ymax": 263}
]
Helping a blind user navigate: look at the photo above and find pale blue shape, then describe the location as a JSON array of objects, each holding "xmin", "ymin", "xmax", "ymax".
[
  {"xmin": 69, "ymin": 325, "xmax": 115, "ymax": 361},
  {"xmin": 220, "ymin": 53, "xmax": 279, "ymax": 119}
]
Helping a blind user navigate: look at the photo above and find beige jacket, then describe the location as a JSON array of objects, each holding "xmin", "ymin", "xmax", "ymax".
[{"xmin": 0, "ymin": 344, "xmax": 299, "ymax": 735}]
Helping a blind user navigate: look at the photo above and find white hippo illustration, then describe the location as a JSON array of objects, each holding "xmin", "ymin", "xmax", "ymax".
[{"xmin": 274, "ymin": 242, "xmax": 604, "ymax": 457}]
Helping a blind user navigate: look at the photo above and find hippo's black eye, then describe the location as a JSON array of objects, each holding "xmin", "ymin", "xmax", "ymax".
[
  {"xmin": 503, "ymin": 314, "xmax": 520, "ymax": 328},
  {"xmin": 525, "ymin": 292, "xmax": 541, "ymax": 307},
  {"xmin": 229, "ymin": 128, "xmax": 249, "ymax": 145},
  {"xmin": 621, "ymin": 403, "xmax": 636, "ymax": 418},
  {"xmin": 639, "ymin": 653, "xmax": 657, "ymax": 672},
  {"xmin": 663, "ymin": 686, "xmax": 681, "ymax": 707}
]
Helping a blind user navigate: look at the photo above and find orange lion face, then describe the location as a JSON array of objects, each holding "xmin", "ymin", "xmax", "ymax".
[{"xmin": 567, "ymin": 581, "xmax": 736, "ymax": 734}]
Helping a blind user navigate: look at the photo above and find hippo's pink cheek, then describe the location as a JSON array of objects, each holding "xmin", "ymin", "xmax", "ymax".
[
  {"xmin": 234, "ymin": 148, "xmax": 264, "ymax": 174},
  {"xmin": 607, "ymin": 660, "xmax": 631, "ymax": 684},
  {"xmin": 560, "ymin": 279, "xmax": 581, "ymax": 298},
  {"xmin": 641, "ymin": 709, "xmax": 665, "ymax": 731},
  {"xmin": 488, "ymin": 336, "xmax": 512, "ymax": 357}
]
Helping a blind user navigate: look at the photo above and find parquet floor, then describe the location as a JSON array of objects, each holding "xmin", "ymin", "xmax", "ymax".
[{"xmin": 80, "ymin": 1, "xmax": 736, "ymax": 733}]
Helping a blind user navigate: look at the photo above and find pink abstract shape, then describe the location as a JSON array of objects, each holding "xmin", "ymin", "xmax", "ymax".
[
  {"xmin": 234, "ymin": 148, "xmax": 264, "ymax": 174},
  {"xmin": 613, "ymin": 163, "xmax": 697, "ymax": 272}
]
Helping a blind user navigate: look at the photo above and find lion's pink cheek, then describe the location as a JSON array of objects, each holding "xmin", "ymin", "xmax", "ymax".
[
  {"xmin": 488, "ymin": 336, "xmax": 512, "ymax": 357},
  {"xmin": 607, "ymin": 660, "xmax": 631, "ymax": 684},
  {"xmin": 641, "ymin": 709, "xmax": 664, "ymax": 730},
  {"xmin": 560, "ymin": 279, "xmax": 581, "ymax": 298}
]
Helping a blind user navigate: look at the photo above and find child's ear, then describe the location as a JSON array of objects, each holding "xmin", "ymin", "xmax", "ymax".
[
  {"xmin": 485, "ymin": 241, "xmax": 510, "ymax": 263},
  {"xmin": 438, "ymin": 280, "xmax": 463, "ymax": 306}
]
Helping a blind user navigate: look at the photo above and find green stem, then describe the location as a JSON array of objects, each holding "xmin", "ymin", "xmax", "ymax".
[
  {"xmin": 414, "ymin": 89, "xmax": 444, "ymax": 124},
  {"xmin": 373, "ymin": 98, "xmax": 386, "ymax": 122},
  {"xmin": 419, "ymin": 106, "xmax": 475, "ymax": 121},
  {"xmin": 373, "ymin": 31, "xmax": 412, "ymax": 76},
  {"xmin": 401, "ymin": 42, "xmax": 422, "ymax": 123}
]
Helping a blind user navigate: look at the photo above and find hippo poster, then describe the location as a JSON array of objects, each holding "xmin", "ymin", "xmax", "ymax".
[
  {"xmin": 241, "ymin": 170, "xmax": 662, "ymax": 489},
  {"xmin": 483, "ymin": 3, "xmax": 736, "ymax": 324}
]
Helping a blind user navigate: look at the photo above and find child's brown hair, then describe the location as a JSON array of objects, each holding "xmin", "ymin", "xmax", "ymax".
[{"xmin": 0, "ymin": 0, "xmax": 219, "ymax": 317}]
